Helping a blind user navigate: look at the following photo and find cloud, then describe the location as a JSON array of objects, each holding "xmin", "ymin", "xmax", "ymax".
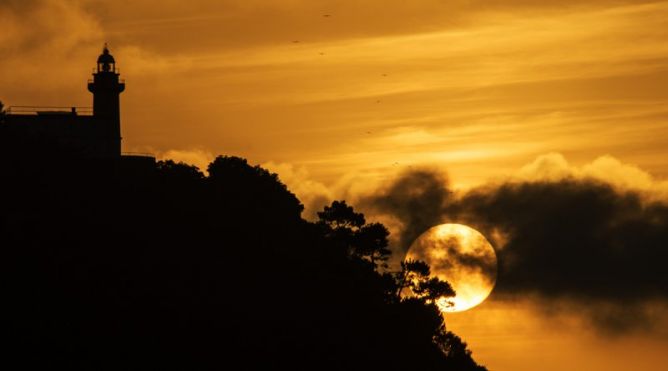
[
  {"xmin": 457, "ymin": 179, "xmax": 668, "ymax": 302},
  {"xmin": 362, "ymin": 154, "xmax": 668, "ymax": 333},
  {"xmin": 515, "ymin": 152, "xmax": 668, "ymax": 201},
  {"xmin": 0, "ymin": 0, "xmax": 103, "ymax": 93},
  {"xmin": 157, "ymin": 148, "xmax": 214, "ymax": 173},
  {"xmin": 409, "ymin": 232, "xmax": 498, "ymax": 287},
  {"xmin": 80, "ymin": 0, "xmax": 664, "ymax": 54},
  {"xmin": 262, "ymin": 162, "xmax": 333, "ymax": 220},
  {"xmin": 3, "ymin": 0, "xmax": 667, "ymax": 188},
  {"xmin": 361, "ymin": 167, "xmax": 452, "ymax": 251}
]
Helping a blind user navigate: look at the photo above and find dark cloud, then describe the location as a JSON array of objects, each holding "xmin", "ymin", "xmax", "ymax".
[
  {"xmin": 409, "ymin": 235, "xmax": 497, "ymax": 286},
  {"xmin": 363, "ymin": 168, "xmax": 668, "ymax": 332},
  {"xmin": 361, "ymin": 168, "xmax": 452, "ymax": 251},
  {"xmin": 457, "ymin": 180, "xmax": 668, "ymax": 301},
  {"xmin": 441, "ymin": 238, "xmax": 497, "ymax": 283}
]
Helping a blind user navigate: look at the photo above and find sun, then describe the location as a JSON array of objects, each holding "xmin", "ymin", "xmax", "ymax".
[{"xmin": 405, "ymin": 224, "xmax": 497, "ymax": 313}]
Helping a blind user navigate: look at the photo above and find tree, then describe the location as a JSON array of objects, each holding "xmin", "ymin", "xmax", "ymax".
[
  {"xmin": 395, "ymin": 259, "xmax": 455, "ymax": 305},
  {"xmin": 206, "ymin": 155, "xmax": 304, "ymax": 219},
  {"xmin": 0, "ymin": 100, "xmax": 6, "ymax": 124},
  {"xmin": 354, "ymin": 222, "xmax": 391, "ymax": 268},
  {"xmin": 1, "ymin": 153, "xmax": 487, "ymax": 370},
  {"xmin": 412, "ymin": 276, "xmax": 455, "ymax": 304},
  {"xmin": 317, "ymin": 200, "xmax": 391, "ymax": 268},
  {"xmin": 317, "ymin": 200, "xmax": 365, "ymax": 230},
  {"xmin": 154, "ymin": 160, "xmax": 205, "ymax": 211},
  {"xmin": 433, "ymin": 329, "xmax": 488, "ymax": 371},
  {"xmin": 156, "ymin": 160, "xmax": 204, "ymax": 183},
  {"xmin": 395, "ymin": 259, "xmax": 430, "ymax": 298}
]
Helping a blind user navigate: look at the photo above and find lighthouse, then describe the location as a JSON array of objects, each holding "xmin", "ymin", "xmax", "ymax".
[
  {"xmin": 88, "ymin": 44, "xmax": 125, "ymax": 158},
  {"xmin": 1, "ymin": 45, "xmax": 149, "ymax": 163}
]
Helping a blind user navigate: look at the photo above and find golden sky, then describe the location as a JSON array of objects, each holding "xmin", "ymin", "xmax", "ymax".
[{"xmin": 2, "ymin": 1, "xmax": 668, "ymax": 369}]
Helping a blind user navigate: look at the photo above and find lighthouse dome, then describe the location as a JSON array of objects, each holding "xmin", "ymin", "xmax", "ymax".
[{"xmin": 97, "ymin": 45, "xmax": 115, "ymax": 64}]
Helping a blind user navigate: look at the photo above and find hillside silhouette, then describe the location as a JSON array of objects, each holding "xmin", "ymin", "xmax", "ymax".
[{"xmin": 0, "ymin": 150, "xmax": 486, "ymax": 370}]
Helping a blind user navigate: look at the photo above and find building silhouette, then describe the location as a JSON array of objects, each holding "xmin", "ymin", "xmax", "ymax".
[{"xmin": 1, "ymin": 45, "xmax": 143, "ymax": 161}]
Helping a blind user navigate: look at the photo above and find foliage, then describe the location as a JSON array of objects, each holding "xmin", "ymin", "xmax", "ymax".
[
  {"xmin": 315, "ymin": 200, "xmax": 477, "ymax": 367},
  {"xmin": 318, "ymin": 200, "xmax": 391, "ymax": 268},
  {"xmin": 413, "ymin": 276, "xmax": 456, "ymax": 304},
  {"xmin": 156, "ymin": 159, "xmax": 204, "ymax": 181},
  {"xmin": 0, "ymin": 152, "xmax": 486, "ymax": 370},
  {"xmin": 208, "ymin": 155, "xmax": 304, "ymax": 220},
  {"xmin": 355, "ymin": 222, "xmax": 391, "ymax": 267},
  {"xmin": 434, "ymin": 329, "xmax": 489, "ymax": 371},
  {"xmin": 394, "ymin": 259, "xmax": 455, "ymax": 306},
  {"xmin": 318, "ymin": 200, "xmax": 366, "ymax": 229}
]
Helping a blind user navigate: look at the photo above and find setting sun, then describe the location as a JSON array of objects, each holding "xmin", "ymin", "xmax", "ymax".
[{"xmin": 406, "ymin": 224, "xmax": 497, "ymax": 312}]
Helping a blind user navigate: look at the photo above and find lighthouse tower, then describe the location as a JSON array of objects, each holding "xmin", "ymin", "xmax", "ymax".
[{"xmin": 88, "ymin": 44, "xmax": 125, "ymax": 158}]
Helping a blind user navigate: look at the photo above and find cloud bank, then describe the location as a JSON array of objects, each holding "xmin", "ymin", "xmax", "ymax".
[{"xmin": 362, "ymin": 154, "xmax": 668, "ymax": 333}]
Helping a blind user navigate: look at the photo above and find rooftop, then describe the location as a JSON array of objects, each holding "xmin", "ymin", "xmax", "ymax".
[{"xmin": 6, "ymin": 106, "xmax": 93, "ymax": 116}]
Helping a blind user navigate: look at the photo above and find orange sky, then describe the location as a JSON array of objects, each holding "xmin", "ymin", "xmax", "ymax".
[
  {"xmin": 2, "ymin": 1, "xmax": 668, "ymax": 369},
  {"xmin": 446, "ymin": 297, "xmax": 668, "ymax": 371}
]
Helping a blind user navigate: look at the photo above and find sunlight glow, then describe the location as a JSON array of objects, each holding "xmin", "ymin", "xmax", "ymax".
[{"xmin": 406, "ymin": 224, "xmax": 497, "ymax": 313}]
